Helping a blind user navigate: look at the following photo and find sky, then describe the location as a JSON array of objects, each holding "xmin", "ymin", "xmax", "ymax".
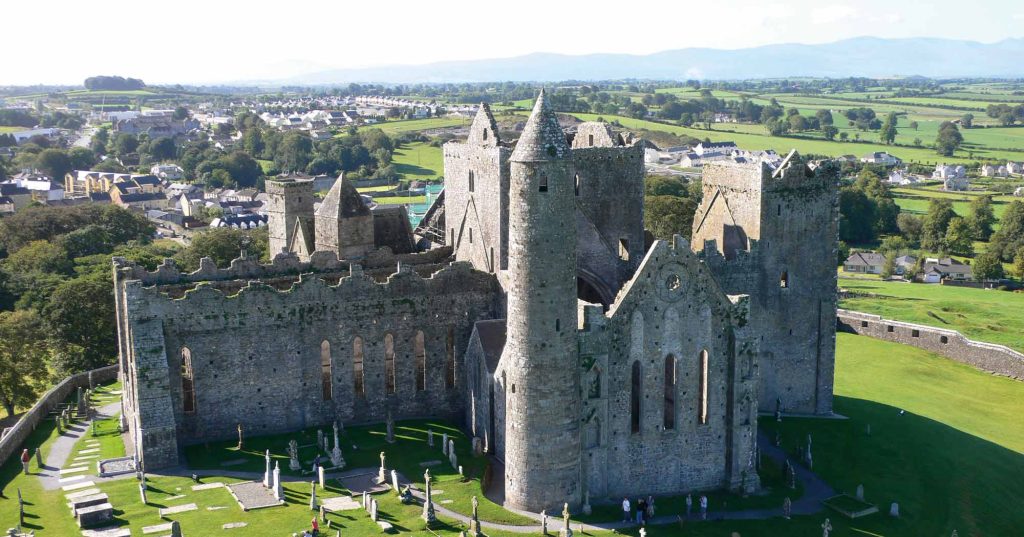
[{"xmin": 3, "ymin": 0, "xmax": 1022, "ymax": 85}]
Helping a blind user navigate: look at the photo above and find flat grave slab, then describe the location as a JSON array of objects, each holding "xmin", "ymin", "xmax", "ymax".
[
  {"xmin": 223, "ymin": 522, "xmax": 248, "ymax": 529},
  {"xmin": 63, "ymin": 480, "xmax": 95, "ymax": 491},
  {"xmin": 192, "ymin": 482, "xmax": 225, "ymax": 491},
  {"xmin": 59, "ymin": 475, "xmax": 87, "ymax": 484},
  {"xmin": 65, "ymin": 488, "xmax": 103, "ymax": 501},
  {"xmin": 338, "ymin": 471, "xmax": 389, "ymax": 494},
  {"xmin": 79, "ymin": 448, "xmax": 100, "ymax": 454},
  {"xmin": 321, "ymin": 496, "xmax": 361, "ymax": 511},
  {"xmin": 142, "ymin": 522, "xmax": 173, "ymax": 534},
  {"xmin": 165, "ymin": 494, "xmax": 186, "ymax": 501},
  {"xmin": 76, "ymin": 502, "xmax": 114, "ymax": 528},
  {"xmin": 227, "ymin": 480, "xmax": 282, "ymax": 511},
  {"xmin": 158, "ymin": 503, "xmax": 198, "ymax": 516}
]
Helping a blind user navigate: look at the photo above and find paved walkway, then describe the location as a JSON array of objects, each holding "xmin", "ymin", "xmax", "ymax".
[{"xmin": 37, "ymin": 401, "xmax": 120, "ymax": 491}]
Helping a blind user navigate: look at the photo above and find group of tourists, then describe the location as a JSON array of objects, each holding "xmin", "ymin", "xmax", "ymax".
[{"xmin": 621, "ymin": 493, "xmax": 710, "ymax": 524}]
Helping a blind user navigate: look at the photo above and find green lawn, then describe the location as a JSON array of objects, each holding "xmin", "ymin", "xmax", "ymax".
[
  {"xmin": 392, "ymin": 142, "xmax": 443, "ymax": 181},
  {"xmin": 375, "ymin": 196, "xmax": 427, "ymax": 205},
  {"xmin": 0, "ymin": 126, "xmax": 26, "ymax": 133},
  {"xmin": 839, "ymin": 278, "xmax": 1024, "ymax": 352}
]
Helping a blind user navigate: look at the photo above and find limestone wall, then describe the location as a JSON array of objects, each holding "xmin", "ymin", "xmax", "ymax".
[
  {"xmin": 837, "ymin": 310, "xmax": 1024, "ymax": 379},
  {"xmin": 0, "ymin": 365, "xmax": 118, "ymax": 467},
  {"xmin": 442, "ymin": 141, "xmax": 510, "ymax": 276},
  {"xmin": 117, "ymin": 261, "xmax": 499, "ymax": 469},
  {"xmin": 577, "ymin": 237, "xmax": 759, "ymax": 499}
]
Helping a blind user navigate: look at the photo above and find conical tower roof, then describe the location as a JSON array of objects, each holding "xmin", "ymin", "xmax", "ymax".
[
  {"xmin": 315, "ymin": 174, "xmax": 370, "ymax": 219},
  {"xmin": 510, "ymin": 90, "xmax": 570, "ymax": 162}
]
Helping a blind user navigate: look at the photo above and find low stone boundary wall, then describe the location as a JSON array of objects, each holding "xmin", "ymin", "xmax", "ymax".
[
  {"xmin": 837, "ymin": 309, "xmax": 1024, "ymax": 380},
  {"xmin": 0, "ymin": 364, "xmax": 119, "ymax": 466}
]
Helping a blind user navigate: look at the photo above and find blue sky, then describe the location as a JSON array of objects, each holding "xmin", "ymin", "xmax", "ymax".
[{"xmin": 3, "ymin": 0, "xmax": 1022, "ymax": 84}]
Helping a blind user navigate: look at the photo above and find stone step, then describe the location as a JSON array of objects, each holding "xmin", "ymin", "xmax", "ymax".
[
  {"xmin": 66, "ymin": 488, "xmax": 103, "ymax": 501},
  {"xmin": 63, "ymin": 480, "xmax": 96, "ymax": 491}
]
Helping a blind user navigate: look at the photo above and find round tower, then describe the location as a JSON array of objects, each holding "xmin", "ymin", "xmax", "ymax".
[{"xmin": 502, "ymin": 90, "xmax": 582, "ymax": 512}]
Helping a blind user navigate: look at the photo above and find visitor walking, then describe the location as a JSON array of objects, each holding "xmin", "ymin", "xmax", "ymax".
[
  {"xmin": 636, "ymin": 497, "xmax": 646, "ymax": 524},
  {"xmin": 646, "ymin": 495, "xmax": 655, "ymax": 520},
  {"xmin": 699, "ymin": 495, "xmax": 708, "ymax": 520},
  {"xmin": 685, "ymin": 494, "xmax": 692, "ymax": 519},
  {"xmin": 311, "ymin": 516, "xmax": 320, "ymax": 536},
  {"xmin": 621, "ymin": 497, "xmax": 631, "ymax": 522},
  {"xmin": 20, "ymin": 449, "xmax": 30, "ymax": 474}
]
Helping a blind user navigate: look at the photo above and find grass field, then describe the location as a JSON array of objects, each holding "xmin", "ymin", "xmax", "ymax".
[
  {"xmin": 0, "ymin": 126, "xmax": 26, "ymax": 133},
  {"xmin": 2, "ymin": 336, "xmax": 1023, "ymax": 535},
  {"xmin": 375, "ymin": 196, "xmax": 427, "ymax": 205},
  {"xmin": 357, "ymin": 117, "xmax": 469, "ymax": 136},
  {"xmin": 392, "ymin": 142, "xmax": 443, "ymax": 181},
  {"xmin": 839, "ymin": 278, "xmax": 1024, "ymax": 352}
]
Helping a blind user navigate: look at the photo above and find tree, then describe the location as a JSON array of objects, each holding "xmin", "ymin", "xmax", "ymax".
[
  {"xmin": 1013, "ymin": 247, "xmax": 1024, "ymax": 280},
  {"xmin": 989, "ymin": 200, "xmax": 1024, "ymax": 261},
  {"xmin": 880, "ymin": 112, "xmax": 898, "ymax": 144},
  {"xmin": 935, "ymin": 121, "xmax": 963, "ymax": 156},
  {"xmin": 972, "ymin": 249, "xmax": 1004, "ymax": 282},
  {"xmin": 897, "ymin": 213, "xmax": 924, "ymax": 246},
  {"xmin": 966, "ymin": 195, "xmax": 996, "ymax": 241},
  {"xmin": 909, "ymin": 121, "xmax": 919, "ymax": 130},
  {"xmin": 276, "ymin": 132, "xmax": 314, "ymax": 172},
  {"xmin": 921, "ymin": 199, "xmax": 957, "ymax": 252},
  {"xmin": 944, "ymin": 217, "xmax": 975, "ymax": 256},
  {"xmin": 961, "ymin": 113, "xmax": 974, "ymax": 128},
  {"xmin": 839, "ymin": 132, "xmax": 849, "ymax": 141},
  {"xmin": 172, "ymin": 106, "xmax": 190, "ymax": 120},
  {"xmin": 881, "ymin": 254, "xmax": 896, "ymax": 279},
  {"xmin": 113, "ymin": 133, "xmax": 140, "ymax": 156},
  {"xmin": 34, "ymin": 148, "xmax": 73, "ymax": 179},
  {"xmin": 822, "ymin": 125, "xmax": 839, "ymax": 140},
  {"xmin": 147, "ymin": 137, "xmax": 177, "ymax": 161},
  {"xmin": 44, "ymin": 275, "xmax": 118, "ymax": 372},
  {"xmin": 68, "ymin": 146, "xmax": 97, "ymax": 170},
  {"xmin": 0, "ymin": 310, "xmax": 49, "ymax": 417},
  {"xmin": 645, "ymin": 195, "xmax": 698, "ymax": 241},
  {"xmin": 788, "ymin": 114, "xmax": 808, "ymax": 132},
  {"xmin": 815, "ymin": 109, "xmax": 834, "ymax": 126},
  {"xmin": 173, "ymin": 227, "xmax": 265, "ymax": 272}
]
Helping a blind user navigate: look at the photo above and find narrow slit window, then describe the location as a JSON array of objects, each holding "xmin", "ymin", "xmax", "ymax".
[
  {"xmin": 445, "ymin": 327, "xmax": 456, "ymax": 390},
  {"xmin": 321, "ymin": 340, "xmax": 332, "ymax": 401},
  {"xmin": 353, "ymin": 337, "xmax": 365, "ymax": 397},
  {"xmin": 181, "ymin": 347, "xmax": 196, "ymax": 414},
  {"xmin": 698, "ymin": 349, "xmax": 709, "ymax": 425},
  {"xmin": 539, "ymin": 173, "xmax": 548, "ymax": 192},
  {"xmin": 619, "ymin": 238, "xmax": 630, "ymax": 261},
  {"xmin": 664, "ymin": 355, "xmax": 676, "ymax": 430},
  {"xmin": 468, "ymin": 170, "xmax": 475, "ymax": 192},
  {"xmin": 555, "ymin": 318, "xmax": 560, "ymax": 332},
  {"xmin": 780, "ymin": 271, "xmax": 789, "ymax": 288},
  {"xmin": 630, "ymin": 361, "xmax": 642, "ymax": 434},
  {"xmin": 482, "ymin": 129, "xmax": 488, "ymax": 141},
  {"xmin": 588, "ymin": 134, "xmax": 594, "ymax": 146},
  {"xmin": 469, "ymin": 228, "xmax": 473, "ymax": 243},
  {"xmin": 415, "ymin": 331, "xmax": 426, "ymax": 391},
  {"xmin": 384, "ymin": 334, "xmax": 396, "ymax": 395},
  {"xmin": 574, "ymin": 174, "xmax": 580, "ymax": 196}
]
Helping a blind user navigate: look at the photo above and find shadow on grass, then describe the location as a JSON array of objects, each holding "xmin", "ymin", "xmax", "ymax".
[
  {"xmin": 758, "ymin": 395, "xmax": 1024, "ymax": 537},
  {"xmin": 394, "ymin": 163, "xmax": 440, "ymax": 179}
]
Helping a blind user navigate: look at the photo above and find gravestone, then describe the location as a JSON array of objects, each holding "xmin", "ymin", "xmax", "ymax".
[
  {"xmin": 442, "ymin": 433, "xmax": 449, "ymax": 455},
  {"xmin": 263, "ymin": 449, "xmax": 271, "ymax": 488},
  {"xmin": 319, "ymin": 466, "xmax": 326, "ymax": 489},
  {"xmin": 377, "ymin": 451, "xmax": 387, "ymax": 484},
  {"xmin": 468, "ymin": 496, "xmax": 483, "ymax": 537},
  {"xmin": 472, "ymin": 437, "xmax": 483, "ymax": 455},
  {"xmin": 427, "ymin": 428, "xmax": 434, "ymax": 447},
  {"xmin": 318, "ymin": 430, "xmax": 324, "ymax": 451},
  {"xmin": 320, "ymin": 504, "xmax": 327, "ymax": 523},
  {"xmin": 560, "ymin": 503, "xmax": 573, "ymax": 537},
  {"xmin": 889, "ymin": 502, "xmax": 899, "ymax": 518},
  {"xmin": 391, "ymin": 469, "xmax": 399, "ymax": 492},
  {"xmin": 370, "ymin": 498, "xmax": 378, "ymax": 522},
  {"xmin": 582, "ymin": 491, "xmax": 591, "ymax": 515},
  {"xmin": 330, "ymin": 421, "xmax": 345, "ymax": 469},
  {"xmin": 450, "ymin": 451, "xmax": 458, "ymax": 469},
  {"xmin": 855, "ymin": 484, "xmax": 864, "ymax": 501},
  {"xmin": 139, "ymin": 482, "xmax": 147, "ymax": 504},
  {"xmin": 288, "ymin": 439, "xmax": 301, "ymax": 471},
  {"xmin": 236, "ymin": 423, "xmax": 244, "ymax": 450},
  {"xmin": 458, "ymin": 465, "xmax": 463, "ymax": 476},
  {"xmin": 310, "ymin": 481, "xmax": 318, "ymax": 510},
  {"xmin": 273, "ymin": 461, "xmax": 283, "ymax": 501},
  {"xmin": 385, "ymin": 410, "xmax": 395, "ymax": 444},
  {"xmin": 170, "ymin": 520, "xmax": 182, "ymax": 537},
  {"xmin": 783, "ymin": 497, "xmax": 791, "ymax": 520},
  {"xmin": 422, "ymin": 468, "xmax": 436, "ymax": 525},
  {"xmin": 541, "ymin": 509, "xmax": 548, "ymax": 535},
  {"xmin": 362, "ymin": 491, "xmax": 368, "ymax": 510},
  {"xmin": 34, "ymin": 448, "xmax": 42, "ymax": 467}
]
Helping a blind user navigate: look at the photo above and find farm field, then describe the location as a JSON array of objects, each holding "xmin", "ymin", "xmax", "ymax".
[
  {"xmin": 0, "ymin": 126, "xmax": 26, "ymax": 133},
  {"xmin": 357, "ymin": 117, "xmax": 469, "ymax": 135},
  {"xmin": 392, "ymin": 141, "xmax": 443, "ymax": 181},
  {"xmin": 839, "ymin": 278, "xmax": 1024, "ymax": 353}
]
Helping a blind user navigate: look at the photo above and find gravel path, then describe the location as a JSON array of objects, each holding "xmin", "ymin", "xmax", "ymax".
[{"xmin": 37, "ymin": 402, "xmax": 120, "ymax": 491}]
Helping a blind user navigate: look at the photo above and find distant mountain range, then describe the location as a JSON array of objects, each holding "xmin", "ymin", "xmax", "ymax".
[{"xmin": 261, "ymin": 37, "xmax": 1024, "ymax": 86}]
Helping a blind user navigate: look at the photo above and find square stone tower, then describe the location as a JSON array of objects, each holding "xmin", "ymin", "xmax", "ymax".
[
  {"xmin": 691, "ymin": 152, "xmax": 839, "ymax": 415},
  {"xmin": 265, "ymin": 177, "xmax": 315, "ymax": 257}
]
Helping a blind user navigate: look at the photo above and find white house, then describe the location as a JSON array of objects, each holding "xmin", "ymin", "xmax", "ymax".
[
  {"xmin": 860, "ymin": 152, "xmax": 902, "ymax": 166},
  {"xmin": 932, "ymin": 164, "xmax": 966, "ymax": 180},
  {"xmin": 981, "ymin": 164, "xmax": 1008, "ymax": 178},
  {"xmin": 944, "ymin": 176, "xmax": 969, "ymax": 191}
]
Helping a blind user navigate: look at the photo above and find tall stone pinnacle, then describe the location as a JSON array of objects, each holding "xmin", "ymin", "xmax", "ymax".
[{"xmin": 510, "ymin": 89, "xmax": 570, "ymax": 162}]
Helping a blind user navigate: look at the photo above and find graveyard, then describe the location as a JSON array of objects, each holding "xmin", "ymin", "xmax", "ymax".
[{"xmin": 0, "ymin": 333, "xmax": 1019, "ymax": 536}]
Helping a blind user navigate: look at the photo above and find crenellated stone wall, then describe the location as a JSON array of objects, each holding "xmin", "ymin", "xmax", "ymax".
[{"xmin": 115, "ymin": 257, "xmax": 500, "ymax": 469}]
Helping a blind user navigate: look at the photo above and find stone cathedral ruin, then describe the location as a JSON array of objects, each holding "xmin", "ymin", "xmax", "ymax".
[{"xmin": 113, "ymin": 91, "xmax": 839, "ymax": 512}]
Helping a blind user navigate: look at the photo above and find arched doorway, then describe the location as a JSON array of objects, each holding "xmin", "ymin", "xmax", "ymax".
[{"xmin": 577, "ymin": 270, "xmax": 613, "ymax": 309}]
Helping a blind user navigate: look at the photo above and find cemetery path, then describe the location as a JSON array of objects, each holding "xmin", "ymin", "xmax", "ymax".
[{"xmin": 37, "ymin": 401, "xmax": 120, "ymax": 491}]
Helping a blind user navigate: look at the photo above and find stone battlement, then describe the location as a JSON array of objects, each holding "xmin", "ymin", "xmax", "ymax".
[{"xmin": 113, "ymin": 246, "xmax": 454, "ymax": 287}]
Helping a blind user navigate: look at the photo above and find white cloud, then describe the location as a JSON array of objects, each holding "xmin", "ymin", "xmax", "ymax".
[{"xmin": 811, "ymin": 4, "xmax": 858, "ymax": 25}]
